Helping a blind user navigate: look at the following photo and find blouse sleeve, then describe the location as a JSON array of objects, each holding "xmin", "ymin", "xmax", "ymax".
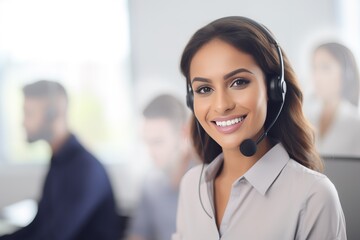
[{"xmin": 297, "ymin": 177, "xmax": 347, "ymax": 240}]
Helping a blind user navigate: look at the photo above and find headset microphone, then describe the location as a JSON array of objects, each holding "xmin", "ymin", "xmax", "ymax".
[{"xmin": 240, "ymin": 138, "xmax": 260, "ymax": 157}]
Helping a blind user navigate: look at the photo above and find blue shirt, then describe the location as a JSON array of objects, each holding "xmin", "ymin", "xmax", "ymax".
[{"xmin": 0, "ymin": 134, "xmax": 120, "ymax": 240}]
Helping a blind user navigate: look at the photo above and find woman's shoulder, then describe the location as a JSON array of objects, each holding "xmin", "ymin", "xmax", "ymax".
[
  {"xmin": 181, "ymin": 164, "xmax": 204, "ymax": 183},
  {"xmin": 287, "ymin": 161, "xmax": 345, "ymax": 234},
  {"xmin": 285, "ymin": 162, "xmax": 346, "ymax": 239},
  {"xmin": 285, "ymin": 159, "xmax": 326, "ymax": 182},
  {"xmin": 285, "ymin": 159, "xmax": 338, "ymax": 199},
  {"xmin": 178, "ymin": 165, "xmax": 204, "ymax": 192}
]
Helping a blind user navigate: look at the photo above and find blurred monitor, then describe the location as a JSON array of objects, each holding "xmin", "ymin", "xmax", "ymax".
[{"xmin": 322, "ymin": 155, "xmax": 360, "ymax": 240}]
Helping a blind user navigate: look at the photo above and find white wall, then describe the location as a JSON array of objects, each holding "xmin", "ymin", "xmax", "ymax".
[{"xmin": 129, "ymin": 0, "xmax": 338, "ymax": 100}]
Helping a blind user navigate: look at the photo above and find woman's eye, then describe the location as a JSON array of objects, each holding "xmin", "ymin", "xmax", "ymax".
[
  {"xmin": 231, "ymin": 78, "xmax": 250, "ymax": 88},
  {"xmin": 195, "ymin": 86, "xmax": 212, "ymax": 94}
]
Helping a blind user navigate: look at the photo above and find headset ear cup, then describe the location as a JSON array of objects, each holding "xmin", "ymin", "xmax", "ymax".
[
  {"xmin": 186, "ymin": 91, "xmax": 194, "ymax": 112},
  {"xmin": 269, "ymin": 77, "xmax": 283, "ymax": 102}
]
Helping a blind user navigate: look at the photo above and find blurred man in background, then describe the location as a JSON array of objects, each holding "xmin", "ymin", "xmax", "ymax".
[
  {"xmin": 0, "ymin": 80, "xmax": 120, "ymax": 240},
  {"xmin": 127, "ymin": 94, "xmax": 197, "ymax": 240}
]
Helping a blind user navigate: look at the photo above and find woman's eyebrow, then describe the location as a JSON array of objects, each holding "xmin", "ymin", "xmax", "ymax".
[
  {"xmin": 223, "ymin": 68, "xmax": 254, "ymax": 80},
  {"xmin": 191, "ymin": 77, "xmax": 210, "ymax": 84},
  {"xmin": 191, "ymin": 68, "xmax": 254, "ymax": 84}
]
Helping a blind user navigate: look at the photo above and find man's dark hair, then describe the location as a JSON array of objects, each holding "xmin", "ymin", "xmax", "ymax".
[{"xmin": 23, "ymin": 80, "xmax": 68, "ymax": 100}]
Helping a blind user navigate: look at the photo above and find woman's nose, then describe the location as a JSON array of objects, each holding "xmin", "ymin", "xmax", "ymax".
[{"xmin": 213, "ymin": 89, "xmax": 235, "ymax": 114}]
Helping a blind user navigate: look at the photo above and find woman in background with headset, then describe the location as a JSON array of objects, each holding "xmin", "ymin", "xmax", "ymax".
[{"xmin": 172, "ymin": 16, "xmax": 346, "ymax": 239}]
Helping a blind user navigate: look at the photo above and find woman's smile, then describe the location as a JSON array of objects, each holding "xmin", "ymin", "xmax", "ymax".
[{"xmin": 211, "ymin": 115, "xmax": 247, "ymax": 134}]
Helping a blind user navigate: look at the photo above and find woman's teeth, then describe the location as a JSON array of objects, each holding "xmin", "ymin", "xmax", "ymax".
[{"xmin": 215, "ymin": 116, "xmax": 245, "ymax": 127}]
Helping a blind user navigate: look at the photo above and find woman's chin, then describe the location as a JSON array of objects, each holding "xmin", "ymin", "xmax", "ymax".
[{"xmin": 217, "ymin": 141, "xmax": 243, "ymax": 152}]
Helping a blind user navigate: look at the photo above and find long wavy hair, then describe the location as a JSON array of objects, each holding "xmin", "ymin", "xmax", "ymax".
[{"xmin": 180, "ymin": 16, "xmax": 323, "ymax": 172}]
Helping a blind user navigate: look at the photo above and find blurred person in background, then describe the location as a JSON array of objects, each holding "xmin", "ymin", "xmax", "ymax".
[
  {"xmin": 306, "ymin": 42, "xmax": 360, "ymax": 157},
  {"xmin": 127, "ymin": 94, "xmax": 197, "ymax": 240},
  {"xmin": 0, "ymin": 80, "xmax": 121, "ymax": 240}
]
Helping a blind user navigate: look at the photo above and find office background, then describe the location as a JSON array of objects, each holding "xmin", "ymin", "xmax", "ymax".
[{"xmin": 0, "ymin": 0, "xmax": 359, "ymax": 238}]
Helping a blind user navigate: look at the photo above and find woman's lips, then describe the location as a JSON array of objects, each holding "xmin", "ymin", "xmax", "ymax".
[{"xmin": 212, "ymin": 115, "xmax": 247, "ymax": 134}]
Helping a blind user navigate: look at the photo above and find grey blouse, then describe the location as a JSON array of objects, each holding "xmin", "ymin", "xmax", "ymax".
[{"xmin": 173, "ymin": 143, "xmax": 346, "ymax": 240}]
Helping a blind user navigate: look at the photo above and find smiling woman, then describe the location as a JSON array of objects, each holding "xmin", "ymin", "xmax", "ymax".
[{"xmin": 173, "ymin": 16, "xmax": 347, "ymax": 240}]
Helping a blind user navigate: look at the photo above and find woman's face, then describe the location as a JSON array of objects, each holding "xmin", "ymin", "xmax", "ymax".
[
  {"xmin": 190, "ymin": 39, "xmax": 268, "ymax": 151},
  {"xmin": 312, "ymin": 48, "xmax": 342, "ymax": 102}
]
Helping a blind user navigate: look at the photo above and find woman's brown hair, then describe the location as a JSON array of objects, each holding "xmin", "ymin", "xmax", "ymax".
[{"xmin": 181, "ymin": 16, "xmax": 323, "ymax": 172}]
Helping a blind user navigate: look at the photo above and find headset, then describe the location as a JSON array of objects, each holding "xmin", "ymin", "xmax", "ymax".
[{"xmin": 185, "ymin": 17, "xmax": 287, "ymax": 219}]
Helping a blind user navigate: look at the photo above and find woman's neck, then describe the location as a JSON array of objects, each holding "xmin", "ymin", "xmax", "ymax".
[{"xmin": 219, "ymin": 137, "xmax": 272, "ymax": 182}]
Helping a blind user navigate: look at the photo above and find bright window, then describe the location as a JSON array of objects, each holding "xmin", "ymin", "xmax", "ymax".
[{"xmin": 0, "ymin": 0, "xmax": 133, "ymax": 164}]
